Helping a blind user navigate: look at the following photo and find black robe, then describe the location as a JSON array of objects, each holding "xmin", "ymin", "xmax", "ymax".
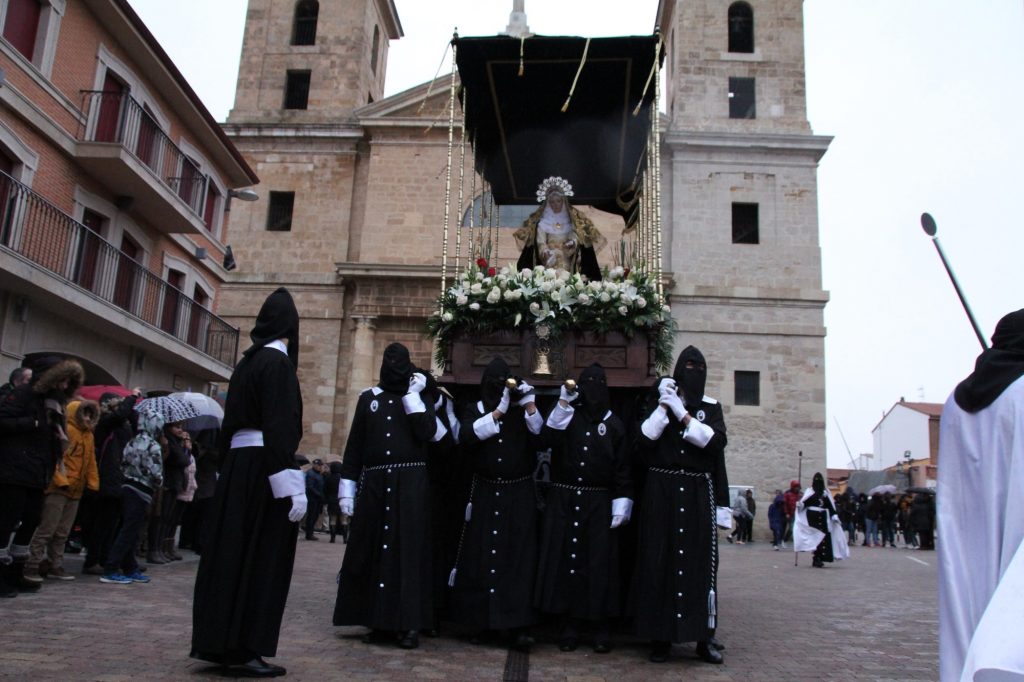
[
  {"xmin": 535, "ymin": 407, "xmax": 632, "ymax": 620},
  {"xmin": 630, "ymin": 398, "xmax": 728, "ymax": 644},
  {"xmin": 333, "ymin": 387, "xmax": 437, "ymax": 631},
  {"xmin": 448, "ymin": 402, "xmax": 541, "ymax": 630},
  {"xmin": 804, "ymin": 491, "xmax": 837, "ymax": 563},
  {"xmin": 191, "ymin": 346, "xmax": 303, "ymax": 664}
]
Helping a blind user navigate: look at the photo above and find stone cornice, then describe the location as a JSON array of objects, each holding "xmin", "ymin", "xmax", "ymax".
[
  {"xmin": 663, "ymin": 130, "xmax": 833, "ymax": 162},
  {"xmin": 335, "ymin": 262, "xmax": 439, "ymax": 281},
  {"xmin": 222, "ymin": 124, "xmax": 364, "ymax": 140}
]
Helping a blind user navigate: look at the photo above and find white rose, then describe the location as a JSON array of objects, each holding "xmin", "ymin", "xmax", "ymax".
[
  {"xmin": 662, "ymin": 305, "xmax": 671, "ymax": 313},
  {"xmin": 578, "ymin": 293, "xmax": 591, "ymax": 305},
  {"xmin": 503, "ymin": 289, "xmax": 516, "ymax": 301},
  {"xmin": 539, "ymin": 281, "xmax": 553, "ymax": 293},
  {"xmin": 599, "ymin": 292, "xmax": 611, "ymax": 303},
  {"xmin": 470, "ymin": 283, "xmax": 483, "ymax": 294},
  {"xmin": 557, "ymin": 269, "xmax": 571, "ymax": 281},
  {"xmin": 529, "ymin": 302, "xmax": 541, "ymax": 314},
  {"xmin": 636, "ymin": 296, "xmax": 647, "ymax": 308},
  {"xmin": 456, "ymin": 295, "xmax": 469, "ymax": 306},
  {"xmin": 475, "ymin": 272, "xmax": 484, "ymax": 281},
  {"xmin": 469, "ymin": 302, "xmax": 481, "ymax": 311},
  {"xmin": 550, "ymin": 290, "xmax": 562, "ymax": 302},
  {"xmin": 610, "ymin": 266, "xmax": 625, "ymax": 279},
  {"xmin": 442, "ymin": 312, "xmax": 453, "ymax": 322},
  {"xmin": 618, "ymin": 305, "xmax": 629, "ymax": 316},
  {"xmin": 510, "ymin": 290, "xmax": 523, "ymax": 301},
  {"xmin": 544, "ymin": 269, "xmax": 557, "ymax": 280},
  {"xmin": 520, "ymin": 268, "xmax": 533, "ymax": 278},
  {"xmin": 487, "ymin": 287, "xmax": 502, "ymax": 304}
]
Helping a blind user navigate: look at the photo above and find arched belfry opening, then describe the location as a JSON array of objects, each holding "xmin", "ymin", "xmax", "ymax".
[{"xmin": 728, "ymin": 2, "xmax": 754, "ymax": 53}]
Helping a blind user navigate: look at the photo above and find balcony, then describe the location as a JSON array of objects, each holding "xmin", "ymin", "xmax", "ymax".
[
  {"xmin": 76, "ymin": 91, "xmax": 211, "ymax": 235},
  {"xmin": 0, "ymin": 170, "xmax": 238, "ymax": 367}
]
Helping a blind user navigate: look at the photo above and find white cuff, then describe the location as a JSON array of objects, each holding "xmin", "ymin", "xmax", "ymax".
[
  {"xmin": 683, "ymin": 419, "xmax": 714, "ymax": 448},
  {"xmin": 473, "ymin": 413, "xmax": 500, "ymax": 440},
  {"xmin": 716, "ymin": 506, "xmax": 734, "ymax": 529},
  {"xmin": 268, "ymin": 469, "xmax": 305, "ymax": 499},
  {"xmin": 340, "ymin": 479, "xmax": 357, "ymax": 500},
  {"xmin": 446, "ymin": 401, "xmax": 461, "ymax": 444},
  {"xmin": 524, "ymin": 408, "xmax": 543, "ymax": 435},
  {"xmin": 402, "ymin": 392, "xmax": 426, "ymax": 414},
  {"xmin": 431, "ymin": 416, "xmax": 448, "ymax": 443},
  {"xmin": 641, "ymin": 406, "xmax": 669, "ymax": 440},
  {"xmin": 612, "ymin": 497, "xmax": 633, "ymax": 521},
  {"xmin": 545, "ymin": 403, "xmax": 574, "ymax": 431}
]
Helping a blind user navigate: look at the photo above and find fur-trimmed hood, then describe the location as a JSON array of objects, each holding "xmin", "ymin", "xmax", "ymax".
[
  {"xmin": 31, "ymin": 359, "xmax": 85, "ymax": 400},
  {"xmin": 68, "ymin": 399, "xmax": 99, "ymax": 433}
]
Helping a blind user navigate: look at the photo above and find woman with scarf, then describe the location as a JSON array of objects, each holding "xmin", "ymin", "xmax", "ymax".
[
  {"xmin": 333, "ymin": 343, "xmax": 442, "ymax": 650},
  {"xmin": 191, "ymin": 287, "xmax": 304, "ymax": 678},
  {"xmin": 449, "ymin": 357, "xmax": 543, "ymax": 651},
  {"xmin": 536, "ymin": 364, "xmax": 633, "ymax": 653},
  {"xmin": 513, "ymin": 176, "xmax": 605, "ymax": 281},
  {"xmin": 630, "ymin": 346, "xmax": 730, "ymax": 665}
]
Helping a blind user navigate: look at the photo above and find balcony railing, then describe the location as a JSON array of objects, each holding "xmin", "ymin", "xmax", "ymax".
[
  {"xmin": 0, "ymin": 170, "xmax": 238, "ymax": 367},
  {"xmin": 79, "ymin": 90, "xmax": 209, "ymax": 217}
]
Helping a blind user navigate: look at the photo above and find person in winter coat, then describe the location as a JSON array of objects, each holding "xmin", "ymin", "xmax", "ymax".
[
  {"xmin": 324, "ymin": 461, "xmax": 345, "ymax": 543},
  {"xmin": 864, "ymin": 493, "xmax": 882, "ymax": 547},
  {"xmin": 101, "ymin": 406, "xmax": 165, "ymax": 584},
  {"xmin": 81, "ymin": 391, "xmax": 139, "ymax": 575},
  {"xmin": 910, "ymin": 493, "xmax": 935, "ymax": 550},
  {"xmin": 768, "ymin": 490, "xmax": 785, "ymax": 549},
  {"xmin": 782, "ymin": 480, "xmax": 801, "ymax": 543},
  {"xmin": 152, "ymin": 421, "xmax": 191, "ymax": 563},
  {"xmin": 0, "ymin": 356, "xmax": 84, "ymax": 597},
  {"xmin": 728, "ymin": 492, "xmax": 751, "ymax": 544},
  {"xmin": 23, "ymin": 400, "xmax": 100, "ymax": 582}
]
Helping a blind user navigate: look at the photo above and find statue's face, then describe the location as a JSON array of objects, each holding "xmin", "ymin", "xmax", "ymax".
[{"xmin": 547, "ymin": 193, "xmax": 565, "ymax": 212}]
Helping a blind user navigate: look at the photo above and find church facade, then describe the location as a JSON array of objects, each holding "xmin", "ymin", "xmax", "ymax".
[{"xmin": 219, "ymin": 0, "xmax": 830, "ymax": 510}]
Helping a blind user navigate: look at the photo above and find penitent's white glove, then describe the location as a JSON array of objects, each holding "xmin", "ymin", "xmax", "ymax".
[
  {"xmin": 658, "ymin": 377, "xmax": 677, "ymax": 396},
  {"xmin": 660, "ymin": 390, "xmax": 686, "ymax": 422},
  {"xmin": 288, "ymin": 493, "xmax": 308, "ymax": 523},
  {"xmin": 339, "ymin": 479, "xmax": 356, "ymax": 517},
  {"xmin": 495, "ymin": 387, "xmax": 511, "ymax": 415},
  {"xmin": 408, "ymin": 372, "xmax": 427, "ymax": 394},
  {"xmin": 340, "ymin": 497, "xmax": 354, "ymax": 517},
  {"xmin": 559, "ymin": 384, "xmax": 579, "ymax": 404},
  {"xmin": 610, "ymin": 497, "xmax": 633, "ymax": 528},
  {"xmin": 516, "ymin": 381, "xmax": 536, "ymax": 407}
]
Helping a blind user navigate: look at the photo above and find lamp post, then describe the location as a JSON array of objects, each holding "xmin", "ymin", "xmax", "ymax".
[{"xmin": 896, "ymin": 450, "xmax": 913, "ymax": 488}]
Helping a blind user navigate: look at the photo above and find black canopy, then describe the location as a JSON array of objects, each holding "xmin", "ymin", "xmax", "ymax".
[{"xmin": 454, "ymin": 34, "xmax": 661, "ymax": 223}]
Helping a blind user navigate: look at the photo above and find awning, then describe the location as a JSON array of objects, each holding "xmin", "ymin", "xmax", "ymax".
[{"xmin": 454, "ymin": 34, "xmax": 661, "ymax": 224}]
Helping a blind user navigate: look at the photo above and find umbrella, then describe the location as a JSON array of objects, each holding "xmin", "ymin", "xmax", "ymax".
[
  {"xmin": 294, "ymin": 454, "xmax": 310, "ymax": 466},
  {"xmin": 78, "ymin": 385, "xmax": 133, "ymax": 402},
  {"xmin": 907, "ymin": 486, "xmax": 937, "ymax": 495},
  {"xmin": 135, "ymin": 396, "xmax": 200, "ymax": 424},
  {"xmin": 169, "ymin": 392, "xmax": 224, "ymax": 431},
  {"xmin": 867, "ymin": 484, "xmax": 898, "ymax": 496}
]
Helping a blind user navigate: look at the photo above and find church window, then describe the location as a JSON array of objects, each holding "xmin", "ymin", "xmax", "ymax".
[
  {"xmin": 371, "ymin": 26, "xmax": 380, "ymax": 75},
  {"xmin": 728, "ymin": 2, "xmax": 754, "ymax": 53},
  {"xmin": 735, "ymin": 371, "xmax": 760, "ymax": 406},
  {"xmin": 291, "ymin": 0, "xmax": 318, "ymax": 46},
  {"xmin": 284, "ymin": 70, "xmax": 310, "ymax": 110},
  {"xmin": 267, "ymin": 191, "xmax": 294, "ymax": 232},
  {"xmin": 732, "ymin": 202, "xmax": 759, "ymax": 244},
  {"xmin": 728, "ymin": 77, "xmax": 755, "ymax": 119}
]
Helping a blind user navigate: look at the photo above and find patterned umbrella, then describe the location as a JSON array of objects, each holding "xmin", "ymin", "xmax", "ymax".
[
  {"xmin": 135, "ymin": 396, "xmax": 200, "ymax": 424},
  {"xmin": 168, "ymin": 392, "xmax": 224, "ymax": 431}
]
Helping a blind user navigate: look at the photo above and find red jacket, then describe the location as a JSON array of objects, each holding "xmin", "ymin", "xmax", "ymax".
[{"xmin": 783, "ymin": 489, "xmax": 800, "ymax": 518}]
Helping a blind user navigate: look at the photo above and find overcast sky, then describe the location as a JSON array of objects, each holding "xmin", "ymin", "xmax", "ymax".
[{"xmin": 127, "ymin": 0, "xmax": 1024, "ymax": 468}]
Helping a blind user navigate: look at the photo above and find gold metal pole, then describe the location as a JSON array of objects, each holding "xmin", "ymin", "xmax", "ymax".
[
  {"xmin": 440, "ymin": 38, "xmax": 458, "ymax": 304},
  {"xmin": 653, "ymin": 36, "xmax": 664, "ymax": 296},
  {"xmin": 494, "ymin": 202, "xmax": 500, "ymax": 265},
  {"xmin": 455, "ymin": 88, "xmax": 468, "ymax": 268}
]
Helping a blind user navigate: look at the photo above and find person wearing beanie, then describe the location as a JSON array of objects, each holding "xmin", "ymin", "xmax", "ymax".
[
  {"xmin": 191, "ymin": 288, "xmax": 304, "ymax": 678},
  {"xmin": 0, "ymin": 356, "xmax": 84, "ymax": 597}
]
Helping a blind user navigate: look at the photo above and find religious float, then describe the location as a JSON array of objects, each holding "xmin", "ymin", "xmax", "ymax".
[{"xmin": 425, "ymin": 31, "xmax": 672, "ymax": 389}]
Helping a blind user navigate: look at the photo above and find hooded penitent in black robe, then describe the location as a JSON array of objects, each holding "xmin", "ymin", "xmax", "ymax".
[
  {"xmin": 449, "ymin": 358, "xmax": 543, "ymax": 631},
  {"xmin": 631, "ymin": 346, "xmax": 729, "ymax": 644},
  {"xmin": 535, "ymin": 364, "xmax": 633, "ymax": 622},
  {"xmin": 191, "ymin": 287, "xmax": 304, "ymax": 665},
  {"xmin": 333, "ymin": 344, "xmax": 439, "ymax": 632},
  {"xmin": 802, "ymin": 472, "xmax": 836, "ymax": 565}
]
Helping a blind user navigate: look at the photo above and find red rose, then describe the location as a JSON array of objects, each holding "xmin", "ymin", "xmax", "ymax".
[
  {"xmin": 623, "ymin": 267, "xmax": 631, "ymax": 277},
  {"xmin": 487, "ymin": 267, "xmax": 496, "ymax": 277},
  {"xmin": 476, "ymin": 258, "xmax": 488, "ymax": 269}
]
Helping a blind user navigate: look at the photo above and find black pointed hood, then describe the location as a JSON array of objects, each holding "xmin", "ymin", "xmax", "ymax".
[
  {"xmin": 954, "ymin": 308, "xmax": 1024, "ymax": 413},
  {"xmin": 480, "ymin": 357, "xmax": 510, "ymax": 411},
  {"xmin": 379, "ymin": 343, "xmax": 413, "ymax": 394},
  {"xmin": 673, "ymin": 345, "xmax": 707, "ymax": 408},
  {"xmin": 245, "ymin": 287, "xmax": 299, "ymax": 367},
  {"xmin": 578, "ymin": 363, "xmax": 610, "ymax": 422},
  {"xmin": 812, "ymin": 472, "xmax": 825, "ymax": 495}
]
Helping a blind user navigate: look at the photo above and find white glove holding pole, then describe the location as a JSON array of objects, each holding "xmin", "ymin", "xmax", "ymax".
[
  {"xmin": 288, "ymin": 493, "xmax": 308, "ymax": 523},
  {"xmin": 408, "ymin": 372, "xmax": 427, "ymax": 394},
  {"xmin": 495, "ymin": 387, "xmax": 511, "ymax": 415},
  {"xmin": 339, "ymin": 479, "xmax": 357, "ymax": 517},
  {"xmin": 516, "ymin": 381, "xmax": 536, "ymax": 407},
  {"xmin": 340, "ymin": 497, "xmax": 354, "ymax": 517},
  {"xmin": 559, "ymin": 384, "xmax": 578, "ymax": 404},
  {"xmin": 658, "ymin": 377, "xmax": 677, "ymax": 397},
  {"xmin": 660, "ymin": 389, "xmax": 687, "ymax": 422}
]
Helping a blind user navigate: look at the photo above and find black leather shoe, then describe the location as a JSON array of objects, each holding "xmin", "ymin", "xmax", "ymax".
[
  {"xmin": 361, "ymin": 629, "xmax": 390, "ymax": 644},
  {"xmin": 558, "ymin": 636, "xmax": 578, "ymax": 652},
  {"xmin": 229, "ymin": 657, "xmax": 286, "ymax": 677},
  {"xmin": 592, "ymin": 640, "xmax": 611, "ymax": 654},
  {"xmin": 649, "ymin": 641, "xmax": 670, "ymax": 663},
  {"xmin": 398, "ymin": 631, "xmax": 419, "ymax": 649},
  {"xmin": 707, "ymin": 635, "xmax": 725, "ymax": 651},
  {"xmin": 513, "ymin": 632, "xmax": 534, "ymax": 652},
  {"xmin": 696, "ymin": 641, "xmax": 723, "ymax": 664}
]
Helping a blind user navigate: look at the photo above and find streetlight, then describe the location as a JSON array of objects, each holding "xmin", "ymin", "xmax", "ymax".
[{"xmin": 896, "ymin": 450, "xmax": 913, "ymax": 488}]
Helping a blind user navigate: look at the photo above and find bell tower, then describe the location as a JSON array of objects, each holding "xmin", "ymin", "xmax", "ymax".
[{"xmin": 228, "ymin": 0, "xmax": 403, "ymax": 124}]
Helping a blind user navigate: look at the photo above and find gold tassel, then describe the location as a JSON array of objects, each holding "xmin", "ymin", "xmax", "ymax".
[
  {"xmin": 633, "ymin": 35, "xmax": 663, "ymax": 117},
  {"xmin": 561, "ymin": 38, "xmax": 591, "ymax": 113},
  {"xmin": 518, "ymin": 35, "xmax": 526, "ymax": 76}
]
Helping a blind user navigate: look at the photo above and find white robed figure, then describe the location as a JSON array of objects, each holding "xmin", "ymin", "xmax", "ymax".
[{"xmin": 793, "ymin": 472, "xmax": 849, "ymax": 565}]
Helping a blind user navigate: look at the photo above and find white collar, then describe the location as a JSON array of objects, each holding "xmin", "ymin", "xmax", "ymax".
[{"xmin": 265, "ymin": 339, "xmax": 288, "ymax": 355}]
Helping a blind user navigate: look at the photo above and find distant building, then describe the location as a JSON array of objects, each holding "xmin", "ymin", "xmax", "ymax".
[
  {"xmin": 0, "ymin": 0, "xmax": 257, "ymax": 391},
  {"xmin": 871, "ymin": 399, "xmax": 942, "ymax": 472}
]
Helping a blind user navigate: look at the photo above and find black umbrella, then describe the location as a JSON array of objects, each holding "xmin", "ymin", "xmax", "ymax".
[
  {"xmin": 294, "ymin": 454, "xmax": 310, "ymax": 466},
  {"xmin": 906, "ymin": 486, "xmax": 936, "ymax": 495}
]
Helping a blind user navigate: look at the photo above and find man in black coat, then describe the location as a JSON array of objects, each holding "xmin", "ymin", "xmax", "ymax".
[
  {"xmin": 0, "ymin": 356, "xmax": 84, "ymax": 597},
  {"xmin": 449, "ymin": 357, "xmax": 543, "ymax": 651},
  {"xmin": 303, "ymin": 460, "xmax": 325, "ymax": 541},
  {"xmin": 631, "ymin": 346, "xmax": 729, "ymax": 665},
  {"xmin": 333, "ymin": 343, "xmax": 442, "ymax": 650},
  {"xmin": 191, "ymin": 287, "xmax": 305, "ymax": 678}
]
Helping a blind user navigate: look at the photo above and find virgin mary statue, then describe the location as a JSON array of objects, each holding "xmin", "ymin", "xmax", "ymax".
[{"xmin": 514, "ymin": 176, "xmax": 606, "ymax": 281}]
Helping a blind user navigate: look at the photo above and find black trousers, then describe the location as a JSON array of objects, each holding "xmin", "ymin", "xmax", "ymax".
[
  {"xmin": 0, "ymin": 484, "xmax": 44, "ymax": 550},
  {"xmin": 304, "ymin": 500, "xmax": 323, "ymax": 538},
  {"xmin": 83, "ymin": 496, "xmax": 122, "ymax": 568},
  {"xmin": 105, "ymin": 492, "xmax": 147, "ymax": 575}
]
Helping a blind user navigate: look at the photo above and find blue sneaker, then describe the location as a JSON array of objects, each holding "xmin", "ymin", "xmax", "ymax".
[
  {"xmin": 99, "ymin": 572, "xmax": 132, "ymax": 584},
  {"xmin": 126, "ymin": 571, "xmax": 150, "ymax": 583}
]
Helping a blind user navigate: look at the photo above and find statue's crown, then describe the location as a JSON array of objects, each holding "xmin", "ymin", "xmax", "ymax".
[{"xmin": 536, "ymin": 176, "xmax": 574, "ymax": 203}]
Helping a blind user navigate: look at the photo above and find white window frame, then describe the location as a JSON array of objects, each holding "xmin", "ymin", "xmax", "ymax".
[
  {"xmin": 0, "ymin": 0, "xmax": 66, "ymax": 77},
  {"xmin": 0, "ymin": 121, "xmax": 39, "ymax": 251},
  {"xmin": 177, "ymin": 139, "xmax": 227, "ymax": 241}
]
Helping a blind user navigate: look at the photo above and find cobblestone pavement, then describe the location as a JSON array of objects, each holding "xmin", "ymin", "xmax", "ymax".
[{"xmin": 0, "ymin": 533, "xmax": 937, "ymax": 681}]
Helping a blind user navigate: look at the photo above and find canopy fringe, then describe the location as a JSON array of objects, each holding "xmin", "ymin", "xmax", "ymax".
[{"xmin": 560, "ymin": 38, "xmax": 591, "ymax": 113}]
